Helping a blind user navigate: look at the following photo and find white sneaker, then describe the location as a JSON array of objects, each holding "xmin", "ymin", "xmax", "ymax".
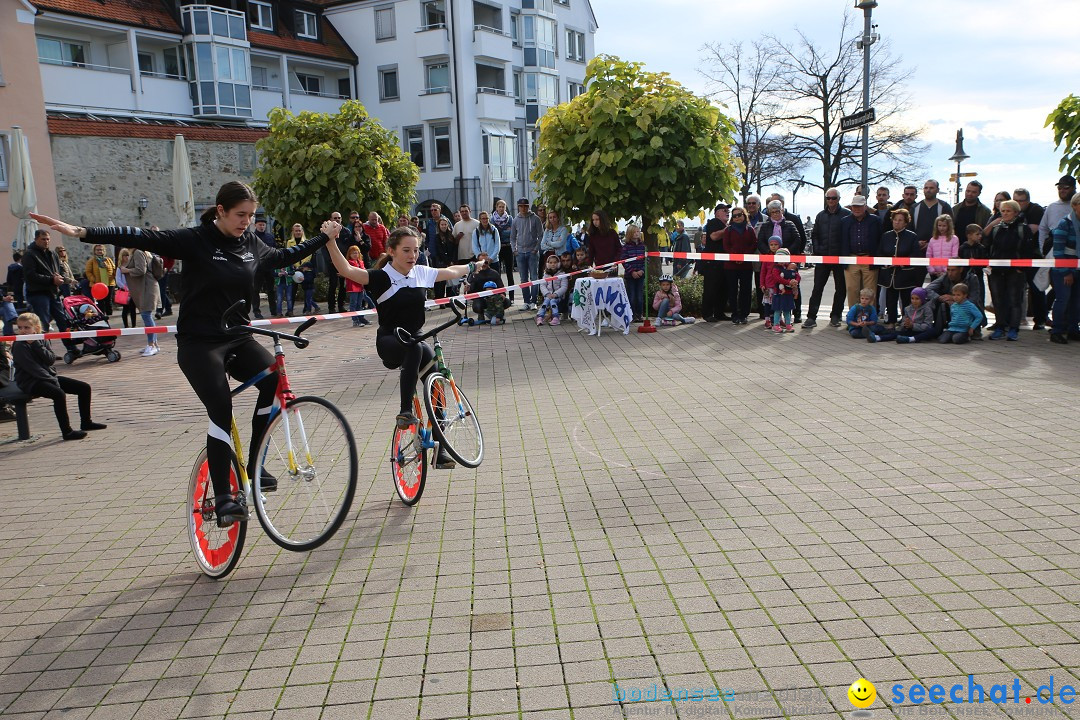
[{"xmin": 141, "ymin": 346, "xmax": 157, "ymax": 357}]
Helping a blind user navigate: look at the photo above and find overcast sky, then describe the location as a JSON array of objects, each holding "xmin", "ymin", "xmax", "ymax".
[{"xmin": 589, "ymin": 0, "xmax": 1079, "ymax": 217}]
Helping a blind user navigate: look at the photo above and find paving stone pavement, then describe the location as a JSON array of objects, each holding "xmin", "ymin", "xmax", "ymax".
[{"xmin": 1, "ymin": 305, "xmax": 1079, "ymax": 720}]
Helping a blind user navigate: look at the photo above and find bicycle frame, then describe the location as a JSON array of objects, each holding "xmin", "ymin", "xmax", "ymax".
[{"xmin": 225, "ymin": 334, "xmax": 304, "ymax": 496}]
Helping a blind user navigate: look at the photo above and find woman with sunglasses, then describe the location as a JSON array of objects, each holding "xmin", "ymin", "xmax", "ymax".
[{"xmin": 722, "ymin": 208, "xmax": 758, "ymax": 324}]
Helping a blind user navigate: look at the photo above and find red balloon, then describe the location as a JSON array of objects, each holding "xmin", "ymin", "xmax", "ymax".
[{"xmin": 91, "ymin": 282, "xmax": 109, "ymax": 301}]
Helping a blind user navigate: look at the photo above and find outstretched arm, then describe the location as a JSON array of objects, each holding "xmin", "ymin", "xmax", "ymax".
[
  {"xmin": 436, "ymin": 258, "xmax": 486, "ymax": 283},
  {"xmin": 31, "ymin": 212, "xmax": 196, "ymax": 260}
]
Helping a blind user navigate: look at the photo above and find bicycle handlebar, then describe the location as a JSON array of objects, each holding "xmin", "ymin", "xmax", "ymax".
[
  {"xmin": 222, "ymin": 300, "xmax": 315, "ymax": 349},
  {"xmin": 394, "ymin": 297, "xmax": 465, "ymax": 346}
]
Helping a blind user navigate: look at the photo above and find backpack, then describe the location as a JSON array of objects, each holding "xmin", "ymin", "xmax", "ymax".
[{"xmin": 150, "ymin": 254, "xmax": 166, "ymax": 280}]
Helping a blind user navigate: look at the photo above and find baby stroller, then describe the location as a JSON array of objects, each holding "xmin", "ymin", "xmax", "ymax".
[{"xmin": 61, "ymin": 295, "xmax": 121, "ymax": 364}]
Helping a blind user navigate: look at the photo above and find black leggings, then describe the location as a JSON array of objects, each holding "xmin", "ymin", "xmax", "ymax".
[
  {"xmin": 376, "ymin": 330, "xmax": 436, "ymax": 414},
  {"xmin": 122, "ymin": 299, "xmax": 137, "ymax": 328},
  {"xmin": 31, "ymin": 376, "xmax": 91, "ymax": 433},
  {"xmin": 177, "ymin": 335, "xmax": 277, "ymax": 501}
]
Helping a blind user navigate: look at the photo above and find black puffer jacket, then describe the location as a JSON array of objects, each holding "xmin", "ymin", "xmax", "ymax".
[{"xmin": 811, "ymin": 207, "xmax": 851, "ymax": 255}]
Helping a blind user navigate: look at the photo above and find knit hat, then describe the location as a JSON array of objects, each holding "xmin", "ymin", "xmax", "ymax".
[
  {"xmin": 774, "ymin": 248, "xmax": 790, "ymax": 257},
  {"xmin": 910, "ymin": 287, "xmax": 927, "ymax": 302},
  {"xmin": 768, "ymin": 235, "xmax": 782, "ymax": 245}
]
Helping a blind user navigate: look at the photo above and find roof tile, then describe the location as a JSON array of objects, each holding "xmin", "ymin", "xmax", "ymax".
[{"xmin": 47, "ymin": 116, "xmax": 269, "ymax": 143}]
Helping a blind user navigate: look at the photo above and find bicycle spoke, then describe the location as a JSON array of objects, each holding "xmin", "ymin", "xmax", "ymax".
[{"xmin": 254, "ymin": 397, "xmax": 357, "ymax": 550}]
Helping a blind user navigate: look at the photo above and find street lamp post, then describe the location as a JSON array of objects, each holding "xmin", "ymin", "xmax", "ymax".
[
  {"xmin": 949, "ymin": 129, "xmax": 971, "ymax": 205},
  {"xmin": 855, "ymin": 1, "xmax": 878, "ymax": 196}
]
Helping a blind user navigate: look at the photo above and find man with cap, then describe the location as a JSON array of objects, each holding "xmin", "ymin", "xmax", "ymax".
[
  {"xmin": 509, "ymin": 197, "xmax": 543, "ymax": 310},
  {"xmin": 839, "ymin": 195, "xmax": 883, "ymax": 311},
  {"xmin": 701, "ymin": 202, "xmax": 730, "ymax": 321},
  {"xmin": 1040, "ymin": 175, "xmax": 1077, "ymax": 257}
]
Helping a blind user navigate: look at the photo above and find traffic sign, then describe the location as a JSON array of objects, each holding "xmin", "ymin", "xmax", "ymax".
[
  {"xmin": 840, "ymin": 108, "xmax": 876, "ymax": 132},
  {"xmin": 949, "ymin": 172, "xmax": 978, "ymax": 181}
]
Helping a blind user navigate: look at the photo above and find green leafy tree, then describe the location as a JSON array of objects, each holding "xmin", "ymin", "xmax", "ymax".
[
  {"xmin": 533, "ymin": 55, "xmax": 740, "ymax": 253},
  {"xmin": 1047, "ymin": 95, "xmax": 1080, "ymax": 176},
  {"xmin": 254, "ymin": 100, "xmax": 419, "ymax": 233}
]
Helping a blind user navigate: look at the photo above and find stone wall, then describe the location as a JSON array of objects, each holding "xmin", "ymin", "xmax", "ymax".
[{"xmin": 50, "ymin": 135, "xmax": 257, "ymax": 265}]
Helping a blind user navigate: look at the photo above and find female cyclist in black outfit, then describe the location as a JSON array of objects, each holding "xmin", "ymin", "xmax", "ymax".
[
  {"xmin": 32, "ymin": 182, "xmax": 340, "ymax": 525},
  {"xmin": 324, "ymin": 226, "xmax": 481, "ymax": 469}
]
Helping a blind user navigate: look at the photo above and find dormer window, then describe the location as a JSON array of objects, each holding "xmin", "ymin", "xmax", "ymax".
[
  {"xmin": 250, "ymin": 1, "xmax": 273, "ymax": 31},
  {"xmin": 296, "ymin": 10, "xmax": 318, "ymax": 39}
]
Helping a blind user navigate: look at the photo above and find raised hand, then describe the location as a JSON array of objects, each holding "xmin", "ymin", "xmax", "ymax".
[{"xmin": 322, "ymin": 220, "xmax": 342, "ymax": 239}]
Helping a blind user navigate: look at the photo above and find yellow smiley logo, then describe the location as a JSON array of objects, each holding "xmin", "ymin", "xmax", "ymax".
[{"xmin": 848, "ymin": 678, "xmax": 876, "ymax": 709}]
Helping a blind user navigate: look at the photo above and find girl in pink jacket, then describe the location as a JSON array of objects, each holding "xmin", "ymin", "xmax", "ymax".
[
  {"xmin": 926, "ymin": 215, "xmax": 959, "ymax": 277},
  {"xmin": 652, "ymin": 275, "xmax": 695, "ymax": 325}
]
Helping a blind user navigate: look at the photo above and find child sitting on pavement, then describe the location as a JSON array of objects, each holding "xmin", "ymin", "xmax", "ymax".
[
  {"xmin": 11, "ymin": 312, "xmax": 106, "ymax": 440},
  {"xmin": 536, "ymin": 253, "xmax": 568, "ymax": 326},
  {"xmin": 558, "ymin": 251, "xmax": 574, "ymax": 317},
  {"xmin": 938, "ymin": 283, "xmax": 983, "ymax": 344},
  {"xmin": 652, "ymin": 274, "xmax": 696, "ymax": 325},
  {"xmin": 867, "ymin": 287, "xmax": 937, "ymax": 343},
  {"xmin": 846, "ymin": 288, "xmax": 879, "ymax": 339},
  {"xmin": 464, "ymin": 253, "xmax": 507, "ymax": 325}
]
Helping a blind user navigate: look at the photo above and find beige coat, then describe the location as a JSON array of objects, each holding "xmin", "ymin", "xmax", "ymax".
[{"xmin": 122, "ymin": 250, "xmax": 160, "ymax": 312}]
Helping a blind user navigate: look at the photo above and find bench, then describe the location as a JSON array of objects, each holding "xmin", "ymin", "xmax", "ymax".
[{"xmin": 0, "ymin": 383, "xmax": 33, "ymax": 440}]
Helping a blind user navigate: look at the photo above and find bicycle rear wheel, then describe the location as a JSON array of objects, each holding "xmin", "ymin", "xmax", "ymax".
[
  {"xmin": 391, "ymin": 415, "xmax": 428, "ymax": 505},
  {"xmin": 253, "ymin": 396, "xmax": 358, "ymax": 551},
  {"xmin": 187, "ymin": 450, "xmax": 246, "ymax": 579},
  {"xmin": 424, "ymin": 373, "xmax": 484, "ymax": 468}
]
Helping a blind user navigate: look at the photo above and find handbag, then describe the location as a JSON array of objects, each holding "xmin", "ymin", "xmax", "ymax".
[{"xmin": 114, "ymin": 288, "xmax": 131, "ymax": 306}]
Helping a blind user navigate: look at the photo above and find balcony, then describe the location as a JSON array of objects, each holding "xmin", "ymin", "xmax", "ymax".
[
  {"xmin": 476, "ymin": 88, "xmax": 516, "ymax": 120},
  {"xmin": 473, "ymin": 26, "xmax": 513, "ymax": 61},
  {"xmin": 291, "ymin": 91, "xmax": 348, "ymax": 116},
  {"xmin": 415, "ymin": 25, "xmax": 450, "ymax": 59},
  {"xmin": 40, "ymin": 62, "xmax": 135, "ymax": 113},
  {"xmin": 139, "ymin": 75, "xmax": 192, "ymax": 116},
  {"xmin": 418, "ymin": 88, "xmax": 453, "ymax": 121},
  {"xmin": 252, "ymin": 87, "xmax": 284, "ymax": 122}
]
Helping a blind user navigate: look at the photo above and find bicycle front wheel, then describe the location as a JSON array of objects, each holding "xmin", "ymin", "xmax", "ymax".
[
  {"xmin": 424, "ymin": 373, "xmax": 484, "ymax": 468},
  {"xmin": 391, "ymin": 420, "xmax": 428, "ymax": 505},
  {"xmin": 187, "ymin": 450, "xmax": 246, "ymax": 579},
  {"xmin": 253, "ymin": 396, "xmax": 358, "ymax": 551}
]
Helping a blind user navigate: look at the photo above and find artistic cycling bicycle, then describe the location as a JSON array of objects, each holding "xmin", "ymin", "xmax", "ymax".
[
  {"xmin": 187, "ymin": 301, "xmax": 358, "ymax": 578},
  {"xmin": 391, "ymin": 298, "xmax": 484, "ymax": 506}
]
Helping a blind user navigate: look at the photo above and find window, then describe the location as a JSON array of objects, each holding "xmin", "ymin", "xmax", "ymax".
[
  {"xmin": 36, "ymin": 37, "xmax": 86, "ymax": 67},
  {"xmin": 337, "ymin": 77, "xmax": 351, "ymax": 99},
  {"xmin": 432, "ymin": 124, "xmax": 452, "ymax": 169},
  {"xmin": 510, "ymin": 12, "xmax": 519, "ymax": 44},
  {"xmin": 521, "ymin": 16, "xmax": 556, "ymax": 68},
  {"xmin": 513, "ymin": 70, "xmax": 523, "ymax": 104},
  {"xmin": 163, "ymin": 47, "xmax": 185, "ymax": 79},
  {"xmin": 295, "ymin": 72, "xmax": 322, "ymax": 95},
  {"xmin": 0, "ymin": 134, "xmax": 8, "ymax": 192},
  {"xmin": 375, "ymin": 6, "xmax": 395, "ymax": 40},
  {"xmin": 524, "ymin": 72, "xmax": 557, "ymax": 105},
  {"xmin": 554, "ymin": 0, "xmax": 569, "ymax": 5},
  {"xmin": 296, "ymin": 10, "xmax": 318, "ymax": 39},
  {"xmin": 421, "ymin": 1, "xmax": 446, "ymax": 30},
  {"xmin": 567, "ymin": 80, "xmax": 584, "ymax": 100},
  {"xmin": 215, "ymin": 46, "xmax": 249, "ymax": 82},
  {"xmin": 522, "ymin": 0, "xmax": 554, "ymax": 11},
  {"xmin": 250, "ymin": 0, "xmax": 273, "ymax": 30},
  {"xmin": 425, "ymin": 61, "xmax": 449, "ymax": 93},
  {"xmin": 405, "ymin": 127, "xmax": 424, "ymax": 169},
  {"xmin": 252, "ymin": 65, "xmax": 270, "ymax": 89},
  {"xmin": 565, "ymin": 29, "xmax": 585, "ymax": 62},
  {"xmin": 483, "ymin": 128, "xmax": 516, "ymax": 182},
  {"xmin": 138, "ymin": 52, "xmax": 155, "ymax": 75},
  {"xmin": 379, "ymin": 66, "xmax": 399, "ymax": 101}
]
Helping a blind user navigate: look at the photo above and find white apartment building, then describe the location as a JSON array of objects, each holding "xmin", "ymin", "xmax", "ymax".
[{"xmin": 323, "ymin": 0, "xmax": 597, "ymax": 213}]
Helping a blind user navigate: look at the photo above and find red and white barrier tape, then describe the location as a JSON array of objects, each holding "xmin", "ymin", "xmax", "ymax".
[
  {"xmin": 0, "ymin": 257, "xmax": 640, "ymax": 343},
  {"xmin": 651, "ymin": 251, "xmax": 1080, "ymax": 268}
]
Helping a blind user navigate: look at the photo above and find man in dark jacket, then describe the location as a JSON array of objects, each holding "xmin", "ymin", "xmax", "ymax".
[
  {"xmin": 840, "ymin": 196, "xmax": 883, "ymax": 310},
  {"xmin": 21, "ymin": 230, "xmax": 78, "ymax": 352},
  {"xmin": 951, "ymin": 181, "xmax": 992, "ymax": 232},
  {"xmin": 803, "ymin": 188, "xmax": 851, "ymax": 328},
  {"xmin": 251, "ymin": 218, "xmax": 276, "ymax": 319},
  {"xmin": 701, "ymin": 203, "xmax": 730, "ymax": 321}
]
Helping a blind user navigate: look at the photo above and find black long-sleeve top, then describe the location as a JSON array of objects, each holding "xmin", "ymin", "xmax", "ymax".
[
  {"xmin": 12, "ymin": 339, "xmax": 59, "ymax": 393},
  {"xmin": 83, "ymin": 221, "xmax": 330, "ymax": 340}
]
